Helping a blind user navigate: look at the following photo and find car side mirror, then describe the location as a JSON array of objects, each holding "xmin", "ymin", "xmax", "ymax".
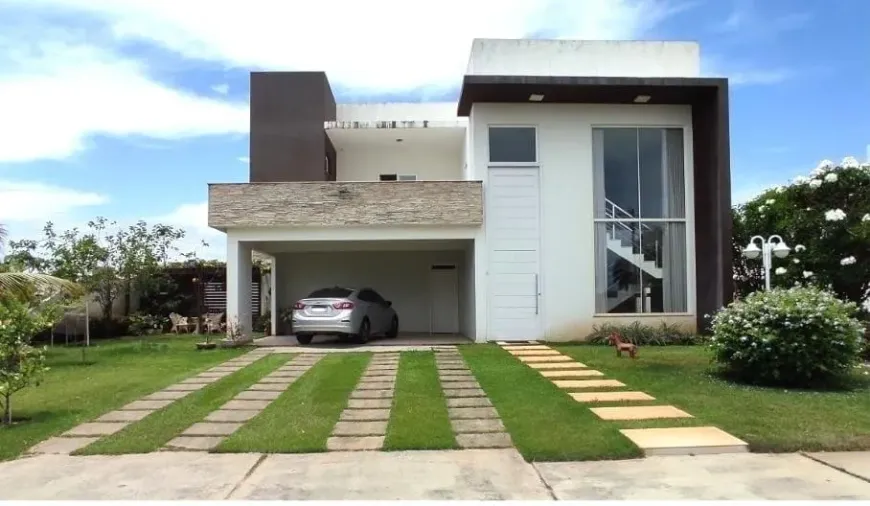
[{"xmin": 385, "ymin": 300, "xmax": 392, "ymax": 307}]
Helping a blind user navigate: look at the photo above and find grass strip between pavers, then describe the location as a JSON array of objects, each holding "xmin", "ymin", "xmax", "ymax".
[
  {"xmin": 216, "ymin": 352, "xmax": 370, "ymax": 453},
  {"xmin": 75, "ymin": 354, "xmax": 290, "ymax": 455},
  {"xmin": 384, "ymin": 351, "xmax": 456, "ymax": 450},
  {"xmin": 460, "ymin": 345, "xmax": 641, "ymax": 462}
]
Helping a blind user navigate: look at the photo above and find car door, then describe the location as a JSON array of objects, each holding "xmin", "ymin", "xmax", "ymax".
[{"xmin": 356, "ymin": 289, "xmax": 379, "ymax": 332}]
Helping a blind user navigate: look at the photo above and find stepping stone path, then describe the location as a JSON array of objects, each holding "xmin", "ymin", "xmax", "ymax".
[
  {"xmin": 28, "ymin": 349, "xmax": 272, "ymax": 456},
  {"xmin": 434, "ymin": 348, "xmax": 513, "ymax": 449},
  {"xmin": 165, "ymin": 353, "xmax": 325, "ymax": 452},
  {"xmin": 497, "ymin": 342, "xmax": 748, "ymax": 457},
  {"xmin": 327, "ymin": 352, "xmax": 401, "ymax": 451}
]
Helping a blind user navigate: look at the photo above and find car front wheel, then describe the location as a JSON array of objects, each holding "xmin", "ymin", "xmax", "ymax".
[
  {"xmin": 386, "ymin": 316, "xmax": 399, "ymax": 338},
  {"xmin": 356, "ymin": 319, "xmax": 371, "ymax": 344},
  {"xmin": 296, "ymin": 334, "xmax": 313, "ymax": 345}
]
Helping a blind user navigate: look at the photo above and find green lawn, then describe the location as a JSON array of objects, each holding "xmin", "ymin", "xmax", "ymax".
[
  {"xmin": 384, "ymin": 351, "xmax": 456, "ymax": 450},
  {"xmin": 77, "ymin": 353, "xmax": 289, "ymax": 455},
  {"xmin": 555, "ymin": 345, "xmax": 870, "ymax": 454},
  {"xmin": 461, "ymin": 345, "xmax": 641, "ymax": 461},
  {"xmin": 217, "ymin": 353, "xmax": 369, "ymax": 453},
  {"xmin": 0, "ymin": 334, "xmax": 249, "ymax": 461}
]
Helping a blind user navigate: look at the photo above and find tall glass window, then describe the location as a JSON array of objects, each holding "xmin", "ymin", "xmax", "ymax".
[{"xmin": 592, "ymin": 128, "xmax": 688, "ymax": 314}]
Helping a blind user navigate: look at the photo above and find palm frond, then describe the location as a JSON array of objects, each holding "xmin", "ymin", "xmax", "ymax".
[{"xmin": 0, "ymin": 271, "xmax": 84, "ymax": 299}]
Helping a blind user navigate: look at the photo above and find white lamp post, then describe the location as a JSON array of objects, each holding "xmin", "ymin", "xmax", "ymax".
[{"xmin": 742, "ymin": 234, "xmax": 791, "ymax": 291}]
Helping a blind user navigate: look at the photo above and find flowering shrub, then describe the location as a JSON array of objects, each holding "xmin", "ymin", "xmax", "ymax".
[
  {"xmin": 127, "ymin": 313, "xmax": 169, "ymax": 336},
  {"xmin": 732, "ymin": 157, "xmax": 870, "ymax": 310},
  {"xmin": 710, "ymin": 287, "xmax": 865, "ymax": 387},
  {"xmin": 0, "ymin": 297, "xmax": 59, "ymax": 424}
]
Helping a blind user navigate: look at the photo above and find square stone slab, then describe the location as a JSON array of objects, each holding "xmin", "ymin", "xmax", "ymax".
[
  {"xmin": 95, "ymin": 410, "xmax": 152, "ymax": 423},
  {"xmin": 223, "ymin": 399, "xmax": 271, "ymax": 410},
  {"xmin": 619, "ymin": 426, "xmax": 748, "ymax": 456},
  {"xmin": 205, "ymin": 409, "xmax": 261, "ymax": 423},
  {"xmin": 456, "ymin": 432, "xmax": 513, "ymax": 449},
  {"xmin": 28, "ymin": 436, "xmax": 99, "ymax": 455},
  {"xmin": 563, "ymin": 380, "xmax": 627, "ymax": 390},
  {"xmin": 267, "ymin": 372, "xmax": 301, "ymax": 379},
  {"xmin": 164, "ymin": 383, "xmax": 206, "ymax": 392},
  {"xmin": 571, "ymin": 391, "xmax": 655, "ymax": 402},
  {"xmin": 517, "ymin": 355, "xmax": 573, "ymax": 363},
  {"xmin": 370, "ymin": 359, "xmax": 400, "ymax": 365},
  {"xmin": 144, "ymin": 390, "xmax": 190, "ymax": 401},
  {"xmin": 63, "ymin": 422, "xmax": 129, "ymax": 437},
  {"xmin": 249, "ymin": 383, "xmax": 291, "ymax": 391},
  {"xmin": 165, "ymin": 436, "xmax": 224, "ymax": 451},
  {"xmin": 260, "ymin": 377, "xmax": 298, "ymax": 384},
  {"xmin": 367, "ymin": 365, "xmax": 398, "ymax": 372},
  {"xmin": 441, "ymin": 381, "xmax": 479, "ymax": 389},
  {"xmin": 590, "ymin": 405, "xmax": 694, "ymax": 421},
  {"xmin": 451, "ymin": 418, "xmax": 505, "ymax": 433},
  {"xmin": 279, "ymin": 367, "xmax": 312, "ymax": 372},
  {"xmin": 346, "ymin": 399, "xmax": 391, "ymax": 410},
  {"xmin": 526, "ymin": 362, "xmax": 588, "ymax": 370},
  {"xmin": 436, "ymin": 364, "xmax": 468, "ymax": 371},
  {"xmin": 443, "ymin": 388, "xmax": 486, "ymax": 398},
  {"xmin": 209, "ymin": 367, "xmax": 241, "ymax": 373},
  {"xmin": 360, "ymin": 371, "xmax": 397, "ymax": 379},
  {"xmin": 235, "ymin": 390, "xmax": 282, "ymax": 401},
  {"xmin": 350, "ymin": 389, "xmax": 394, "ymax": 399},
  {"xmin": 356, "ymin": 381, "xmax": 395, "ymax": 390},
  {"xmin": 446, "ymin": 397, "xmax": 492, "ymax": 408},
  {"xmin": 448, "ymin": 407, "xmax": 499, "ymax": 419},
  {"xmin": 123, "ymin": 399, "xmax": 172, "ymax": 410},
  {"xmin": 183, "ymin": 422, "xmax": 243, "ymax": 436},
  {"xmin": 507, "ymin": 349, "xmax": 561, "ymax": 356},
  {"xmin": 440, "ymin": 375, "xmax": 476, "ymax": 383},
  {"xmin": 327, "ymin": 436, "xmax": 385, "ymax": 451},
  {"xmin": 438, "ymin": 370, "xmax": 472, "ymax": 377},
  {"xmin": 198, "ymin": 372, "xmax": 230, "ymax": 378},
  {"xmin": 542, "ymin": 370, "xmax": 615, "ymax": 379},
  {"xmin": 340, "ymin": 408, "xmax": 391, "ymax": 421},
  {"xmin": 332, "ymin": 421, "xmax": 388, "ymax": 437},
  {"xmin": 501, "ymin": 345, "xmax": 551, "ymax": 350}
]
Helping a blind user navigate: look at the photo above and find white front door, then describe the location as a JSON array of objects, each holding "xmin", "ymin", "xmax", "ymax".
[
  {"xmin": 430, "ymin": 265, "xmax": 459, "ymax": 334},
  {"xmin": 487, "ymin": 167, "xmax": 541, "ymax": 341}
]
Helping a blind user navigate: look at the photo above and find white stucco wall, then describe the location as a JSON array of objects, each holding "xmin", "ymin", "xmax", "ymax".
[
  {"xmin": 273, "ymin": 250, "xmax": 471, "ymax": 335},
  {"xmin": 469, "ymin": 103, "xmax": 697, "ymax": 341},
  {"xmin": 336, "ymin": 143, "xmax": 463, "ymax": 181},
  {"xmin": 466, "ymin": 39, "xmax": 701, "ymax": 78}
]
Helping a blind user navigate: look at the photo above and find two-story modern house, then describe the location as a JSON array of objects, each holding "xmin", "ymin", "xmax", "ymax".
[{"xmin": 208, "ymin": 38, "xmax": 732, "ymax": 343}]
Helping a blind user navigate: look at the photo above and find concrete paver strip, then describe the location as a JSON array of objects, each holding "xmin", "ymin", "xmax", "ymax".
[
  {"xmin": 340, "ymin": 408, "xmax": 391, "ymax": 421},
  {"xmin": 446, "ymin": 397, "xmax": 492, "ymax": 408},
  {"xmin": 534, "ymin": 453, "xmax": 870, "ymax": 500},
  {"xmin": 564, "ymin": 380, "xmax": 627, "ymax": 390},
  {"xmin": 571, "ymin": 391, "xmax": 655, "ymax": 402},
  {"xmin": 333, "ymin": 421, "xmax": 389, "ymax": 437},
  {"xmin": 326, "ymin": 436, "xmax": 385, "ymax": 451},
  {"xmin": 456, "ymin": 432, "xmax": 513, "ymax": 449},
  {"xmin": 205, "ymin": 409, "xmax": 261, "ymax": 423},
  {"xmin": 94, "ymin": 410, "xmax": 153, "ymax": 423},
  {"xmin": 350, "ymin": 389, "xmax": 394, "ymax": 399},
  {"xmin": 63, "ymin": 422, "xmax": 130, "ymax": 437},
  {"xmin": 27, "ymin": 437, "xmax": 100, "ymax": 456},
  {"xmin": 348, "ymin": 398, "xmax": 393, "ymax": 409},
  {"xmin": 526, "ymin": 362, "xmax": 588, "ymax": 370},
  {"xmin": 443, "ymin": 387, "xmax": 487, "ymax": 398},
  {"xmin": 451, "ymin": 418, "xmax": 505, "ymax": 433},
  {"xmin": 164, "ymin": 383, "xmax": 206, "ymax": 392},
  {"xmin": 223, "ymin": 399, "xmax": 271, "ymax": 410},
  {"xmin": 248, "ymin": 383, "xmax": 292, "ymax": 391},
  {"xmin": 448, "ymin": 407, "xmax": 499, "ymax": 419},
  {"xmin": 517, "ymin": 355, "xmax": 574, "ymax": 363},
  {"xmin": 235, "ymin": 390, "xmax": 283, "ymax": 401},
  {"xmin": 143, "ymin": 390, "xmax": 191, "ymax": 401},
  {"xmin": 165, "ymin": 436, "xmax": 225, "ymax": 451},
  {"xmin": 183, "ymin": 422, "xmax": 244, "ymax": 436},
  {"xmin": 122, "ymin": 399, "xmax": 172, "ymax": 410}
]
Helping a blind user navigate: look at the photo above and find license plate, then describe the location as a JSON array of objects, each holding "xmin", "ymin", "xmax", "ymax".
[{"xmin": 310, "ymin": 306, "xmax": 327, "ymax": 313}]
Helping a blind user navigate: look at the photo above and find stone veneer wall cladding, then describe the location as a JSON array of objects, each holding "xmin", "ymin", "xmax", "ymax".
[{"xmin": 208, "ymin": 181, "xmax": 484, "ymax": 228}]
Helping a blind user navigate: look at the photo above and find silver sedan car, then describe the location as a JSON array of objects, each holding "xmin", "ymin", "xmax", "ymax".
[{"xmin": 290, "ymin": 286, "xmax": 399, "ymax": 344}]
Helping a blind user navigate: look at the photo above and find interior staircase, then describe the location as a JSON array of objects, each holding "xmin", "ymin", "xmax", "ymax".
[{"xmin": 604, "ymin": 199, "xmax": 663, "ymax": 312}]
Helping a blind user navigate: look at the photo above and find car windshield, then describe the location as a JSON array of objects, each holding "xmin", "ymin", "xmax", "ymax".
[{"xmin": 307, "ymin": 287, "xmax": 353, "ymax": 298}]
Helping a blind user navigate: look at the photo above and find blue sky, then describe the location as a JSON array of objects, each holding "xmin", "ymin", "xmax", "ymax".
[{"xmin": 0, "ymin": 0, "xmax": 868, "ymax": 259}]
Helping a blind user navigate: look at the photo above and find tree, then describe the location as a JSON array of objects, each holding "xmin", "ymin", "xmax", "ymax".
[
  {"xmin": 732, "ymin": 157, "xmax": 870, "ymax": 311},
  {"xmin": 0, "ymin": 223, "xmax": 82, "ymax": 299},
  {"xmin": 0, "ymin": 295, "xmax": 61, "ymax": 424}
]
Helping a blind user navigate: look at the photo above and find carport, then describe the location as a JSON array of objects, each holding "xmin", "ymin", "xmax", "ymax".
[{"xmin": 223, "ymin": 225, "xmax": 483, "ymax": 345}]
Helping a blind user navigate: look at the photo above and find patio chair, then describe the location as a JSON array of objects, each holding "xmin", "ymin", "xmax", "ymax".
[
  {"xmin": 169, "ymin": 312, "xmax": 194, "ymax": 334},
  {"xmin": 203, "ymin": 312, "xmax": 226, "ymax": 333}
]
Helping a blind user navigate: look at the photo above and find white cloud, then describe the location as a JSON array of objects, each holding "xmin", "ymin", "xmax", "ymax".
[
  {"xmin": 702, "ymin": 56, "xmax": 794, "ymax": 86},
  {"xmin": 4, "ymin": 0, "xmax": 684, "ymax": 93},
  {"xmin": 237, "ymin": 156, "xmax": 250, "ymax": 164},
  {"xmin": 0, "ymin": 179, "xmax": 108, "ymax": 223},
  {"xmin": 149, "ymin": 201, "xmax": 225, "ymax": 260},
  {"xmin": 211, "ymin": 83, "xmax": 229, "ymax": 95}
]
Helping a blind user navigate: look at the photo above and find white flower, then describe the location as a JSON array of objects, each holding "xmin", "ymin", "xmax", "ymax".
[
  {"xmin": 841, "ymin": 256, "xmax": 857, "ymax": 266},
  {"xmin": 765, "ymin": 199, "xmax": 776, "ymax": 205},
  {"xmin": 825, "ymin": 209, "xmax": 846, "ymax": 221},
  {"xmin": 862, "ymin": 214, "xmax": 870, "ymax": 222},
  {"xmin": 775, "ymin": 186, "xmax": 786, "ymax": 194},
  {"xmin": 815, "ymin": 159, "xmax": 834, "ymax": 172},
  {"xmin": 732, "ymin": 273, "xmax": 739, "ymax": 280},
  {"xmin": 803, "ymin": 271, "xmax": 814, "ymax": 278},
  {"xmin": 809, "ymin": 179, "xmax": 823, "ymax": 188},
  {"xmin": 861, "ymin": 162, "xmax": 870, "ymax": 170},
  {"xmin": 841, "ymin": 156, "xmax": 860, "ymax": 169},
  {"xmin": 793, "ymin": 176, "xmax": 810, "ymax": 185},
  {"xmin": 758, "ymin": 205, "xmax": 767, "ymax": 213},
  {"xmin": 775, "ymin": 267, "xmax": 787, "ymax": 275},
  {"xmin": 824, "ymin": 173, "xmax": 838, "ymax": 183},
  {"xmin": 795, "ymin": 244, "xmax": 806, "ymax": 252},
  {"xmin": 793, "ymin": 258, "xmax": 800, "ymax": 264}
]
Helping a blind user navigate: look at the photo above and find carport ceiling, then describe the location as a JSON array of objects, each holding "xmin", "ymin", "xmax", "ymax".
[{"xmin": 249, "ymin": 239, "xmax": 471, "ymax": 254}]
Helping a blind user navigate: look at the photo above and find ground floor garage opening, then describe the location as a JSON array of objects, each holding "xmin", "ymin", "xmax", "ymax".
[{"xmin": 254, "ymin": 239, "xmax": 476, "ymax": 346}]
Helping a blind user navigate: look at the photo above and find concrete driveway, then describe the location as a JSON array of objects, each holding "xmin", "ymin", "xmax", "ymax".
[{"xmin": 1, "ymin": 449, "xmax": 868, "ymax": 500}]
